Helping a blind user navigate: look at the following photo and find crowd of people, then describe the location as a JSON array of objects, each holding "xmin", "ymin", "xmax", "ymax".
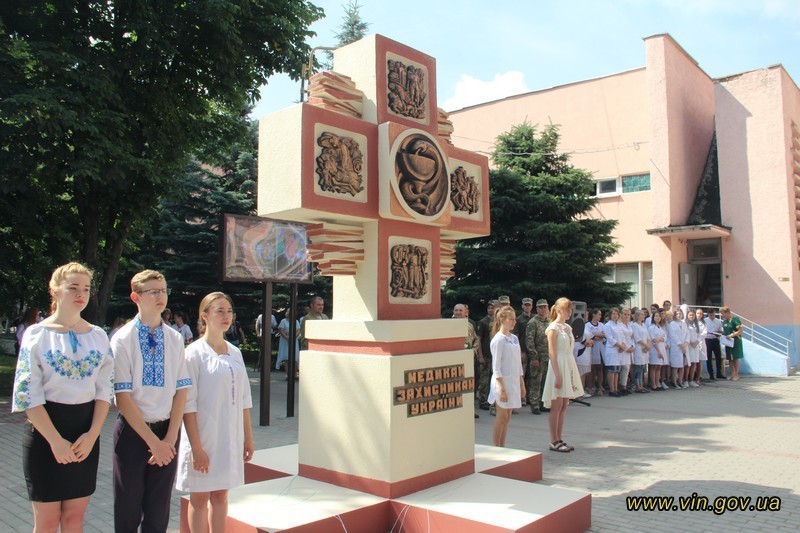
[
  {"xmin": 458, "ymin": 297, "xmax": 746, "ymax": 452},
  {"xmin": 12, "ymin": 263, "xmax": 261, "ymax": 533}
]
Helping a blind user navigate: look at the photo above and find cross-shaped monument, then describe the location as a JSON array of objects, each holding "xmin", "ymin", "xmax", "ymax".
[
  {"xmin": 259, "ymin": 34, "xmax": 490, "ymax": 497},
  {"xmin": 233, "ymin": 34, "xmax": 591, "ymax": 531}
]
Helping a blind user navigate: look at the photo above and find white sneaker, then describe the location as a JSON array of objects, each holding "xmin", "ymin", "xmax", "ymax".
[
  {"xmin": 689, "ymin": 382, "xmax": 699, "ymax": 388},
  {"xmin": 661, "ymin": 382, "xmax": 668, "ymax": 390},
  {"xmin": 682, "ymin": 381, "xmax": 689, "ymax": 388},
  {"xmin": 583, "ymin": 393, "xmax": 592, "ymax": 399}
]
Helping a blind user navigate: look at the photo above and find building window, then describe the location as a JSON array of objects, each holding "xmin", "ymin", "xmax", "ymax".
[
  {"xmin": 594, "ymin": 177, "xmax": 618, "ymax": 197},
  {"xmin": 604, "ymin": 262, "xmax": 653, "ymax": 309},
  {"xmin": 621, "ymin": 173, "xmax": 651, "ymax": 193}
]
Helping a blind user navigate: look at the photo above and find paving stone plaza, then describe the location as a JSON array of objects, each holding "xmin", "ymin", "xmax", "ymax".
[{"xmin": 1, "ymin": 372, "xmax": 798, "ymax": 532}]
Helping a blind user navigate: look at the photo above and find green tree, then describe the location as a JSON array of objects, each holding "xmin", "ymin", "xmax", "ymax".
[
  {"xmin": 0, "ymin": 0, "xmax": 323, "ymax": 324},
  {"xmin": 323, "ymin": 1, "xmax": 370, "ymax": 68},
  {"xmin": 443, "ymin": 122, "xmax": 630, "ymax": 314}
]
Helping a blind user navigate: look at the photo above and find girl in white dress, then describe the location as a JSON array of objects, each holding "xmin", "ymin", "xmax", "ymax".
[
  {"xmin": 542, "ymin": 298, "xmax": 585, "ymax": 452},
  {"xmin": 12, "ymin": 263, "xmax": 113, "ymax": 532},
  {"xmin": 647, "ymin": 312, "xmax": 667, "ymax": 390},
  {"xmin": 585, "ymin": 309, "xmax": 605, "ymax": 396},
  {"xmin": 177, "ymin": 292, "xmax": 254, "ymax": 533},
  {"xmin": 488, "ymin": 306, "xmax": 525, "ymax": 447}
]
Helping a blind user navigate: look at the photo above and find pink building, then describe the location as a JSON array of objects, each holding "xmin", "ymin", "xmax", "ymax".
[{"xmin": 450, "ymin": 34, "xmax": 799, "ymax": 372}]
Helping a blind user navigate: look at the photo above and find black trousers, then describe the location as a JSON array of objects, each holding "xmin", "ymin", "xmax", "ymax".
[
  {"xmin": 113, "ymin": 416, "xmax": 180, "ymax": 533},
  {"xmin": 705, "ymin": 338, "xmax": 723, "ymax": 377}
]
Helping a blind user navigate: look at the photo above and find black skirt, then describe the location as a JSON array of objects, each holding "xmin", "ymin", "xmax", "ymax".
[{"xmin": 22, "ymin": 401, "xmax": 100, "ymax": 502}]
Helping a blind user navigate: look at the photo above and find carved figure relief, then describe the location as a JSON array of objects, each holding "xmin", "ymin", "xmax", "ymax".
[
  {"xmin": 395, "ymin": 134, "xmax": 448, "ymax": 217},
  {"xmin": 315, "ymin": 131, "xmax": 364, "ymax": 196},
  {"xmin": 387, "ymin": 59, "xmax": 427, "ymax": 119},
  {"xmin": 450, "ymin": 166, "xmax": 480, "ymax": 214},
  {"xmin": 390, "ymin": 244, "xmax": 429, "ymax": 299}
]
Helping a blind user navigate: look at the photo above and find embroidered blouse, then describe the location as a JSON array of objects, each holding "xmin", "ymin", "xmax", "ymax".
[
  {"xmin": 12, "ymin": 324, "xmax": 114, "ymax": 413},
  {"xmin": 111, "ymin": 316, "xmax": 192, "ymax": 422}
]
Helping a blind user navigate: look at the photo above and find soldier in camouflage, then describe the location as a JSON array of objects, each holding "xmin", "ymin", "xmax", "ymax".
[
  {"xmin": 525, "ymin": 299, "xmax": 550, "ymax": 414},
  {"xmin": 515, "ymin": 298, "xmax": 534, "ymax": 407},
  {"xmin": 475, "ymin": 300, "xmax": 498, "ymax": 410}
]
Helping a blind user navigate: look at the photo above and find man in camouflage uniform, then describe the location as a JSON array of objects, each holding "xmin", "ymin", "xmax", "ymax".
[
  {"xmin": 525, "ymin": 299, "xmax": 550, "ymax": 414},
  {"xmin": 475, "ymin": 300, "xmax": 498, "ymax": 410},
  {"xmin": 515, "ymin": 298, "xmax": 534, "ymax": 407},
  {"xmin": 454, "ymin": 303, "xmax": 480, "ymax": 418}
]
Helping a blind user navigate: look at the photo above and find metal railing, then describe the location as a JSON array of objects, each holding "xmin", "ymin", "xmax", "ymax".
[{"xmin": 694, "ymin": 306, "xmax": 793, "ymax": 358}]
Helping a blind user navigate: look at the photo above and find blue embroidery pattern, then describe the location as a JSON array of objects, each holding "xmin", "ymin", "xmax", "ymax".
[
  {"xmin": 13, "ymin": 347, "xmax": 32, "ymax": 411},
  {"xmin": 43, "ymin": 349, "xmax": 104, "ymax": 380},
  {"xmin": 137, "ymin": 321, "xmax": 165, "ymax": 387},
  {"xmin": 114, "ymin": 382, "xmax": 133, "ymax": 391},
  {"xmin": 176, "ymin": 378, "xmax": 192, "ymax": 388}
]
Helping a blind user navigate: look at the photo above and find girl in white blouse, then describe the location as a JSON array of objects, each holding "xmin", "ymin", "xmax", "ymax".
[
  {"xmin": 585, "ymin": 309, "xmax": 606, "ymax": 396},
  {"xmin": 177, "ymin": 292, "xmax": 254, "ymax": 532},
  {"xmin": 12, "ymin": 263, "xmax": 114, "ymax": 532},
  {"xmin": 685, "ymin": 310, "xmax": 701, "ymax": 387},
  {"xmin": 666, "ymin": 310, "xmax": 689, "ymax": 388},
  {"xmin": 647, "ymin": 312, "xmax": 667, "ymax": 390}
]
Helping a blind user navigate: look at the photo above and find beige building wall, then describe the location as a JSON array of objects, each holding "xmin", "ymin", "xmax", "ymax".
[
  {"xmin": 782, "ymin": 71, "xmax": 800, "ymax": 331},
  {"xmin": 645, "ymin": 34, "xmax": 717, "ymax": 304},
  {"xmin": 716, "ymin": 66, "xmax": 798, "ymax": 326}
]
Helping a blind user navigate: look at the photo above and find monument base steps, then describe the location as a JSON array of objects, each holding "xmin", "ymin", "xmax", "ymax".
[{"xmin": 181, "ymin": 444, "xmax": 589, "ymax": 532}]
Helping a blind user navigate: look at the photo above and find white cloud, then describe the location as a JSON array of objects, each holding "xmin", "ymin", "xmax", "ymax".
[{"xmin": 441, "ymin": 71, "xmax": 530, "ymax": 112}]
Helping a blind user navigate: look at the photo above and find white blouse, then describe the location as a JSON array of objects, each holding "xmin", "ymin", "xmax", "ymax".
[
  {"xmin": 631, "ymin": 322, "xmax": 650, "ymax": 365},
  {"xmin": 585, "ymin": 321, "xmax": 605, "ymax": 358},
  {"xmin": 12, "ymin": 324, "xmax": 114, "ymax": 412}
]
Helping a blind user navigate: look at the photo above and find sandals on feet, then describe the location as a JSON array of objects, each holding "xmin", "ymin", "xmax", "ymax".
[
  {"xmin": 549, "ymin": 441, "xmax": 571, "ymax": 453},
  {"xmin": 558, "ymin": 440, "xmax": 575, "ymax": 451}
]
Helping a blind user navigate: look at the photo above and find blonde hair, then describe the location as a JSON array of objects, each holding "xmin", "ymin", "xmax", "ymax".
[
  {"xmin": 49, "ymin": 262, "xmax": 93, "ymax": 313},
  {"xmin": 490, "ymin": 306, "xmax": 516, "ymax": 337},
  {"xmin": 197, "ymin": 292, "xmax": 234, "ymax": 334},
  {"xmin": 549, "ymin": 297, "xmax": 572, "ymax": 322},
  {"xmin": 131, "ymin": 269, "xmax": 166, "ymax": 293}
]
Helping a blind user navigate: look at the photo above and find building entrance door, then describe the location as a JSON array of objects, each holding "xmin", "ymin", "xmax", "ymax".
[{"xmin": 680, "ymin": 238, "xmax": 723, "ymax": 306}]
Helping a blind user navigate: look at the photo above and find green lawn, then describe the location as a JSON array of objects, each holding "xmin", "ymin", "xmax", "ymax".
[{"xmin": 1, "ymin": 353, "xmax": 17, "ymax": 397}]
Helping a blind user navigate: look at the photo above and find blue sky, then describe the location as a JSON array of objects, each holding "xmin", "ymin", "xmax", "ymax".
[{"xmin": 252, "ymin": 0, "xmax": 800, "ymax": 118}]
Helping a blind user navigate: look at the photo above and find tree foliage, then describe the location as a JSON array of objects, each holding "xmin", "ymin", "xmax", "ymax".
[
  {"xmin": 324, "ymin": 1, "xmax": 370, "ymax": 68},
  {"xmin": 0, "ymin": 0, "xmax": 323, "ymax": 324},
  {"xmin": 443, "ymin": 122, "xmax": 630, "ymax": 314}
]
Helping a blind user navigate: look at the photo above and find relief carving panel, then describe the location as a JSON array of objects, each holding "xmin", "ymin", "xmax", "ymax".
[
  {"xmin": 387, "ymin": 59, "xmax": 427, "ymax": 120},
  {"xmin": 390, "ymin": 244, "xmax": 429, "ymax": 299},
  {"xmin": 449, "ymin": 166, "xmax": 480, "ymax": 214},
  {"xmin": 395, "ymin": 134, "xmax": 448, "ymax": 217},
  {"xmin": 315, "ymin": 131, "xmax": 364, "ymax": 196}
]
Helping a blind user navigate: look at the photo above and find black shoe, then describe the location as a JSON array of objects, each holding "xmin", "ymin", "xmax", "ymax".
[
  {"xmin": 474, "ymin": 414, "xmax": 479, "ymax": 419},
  {"xmin": 479, "ymin": 403, "xmax": 490, "ymax": 410},
  {"xmin": 610, "ymin": 391, "xmax": 620, "ymax": 397},
  {"xmin": 531, "ymin": 406, "xmax": 541, "ymax": 415}
]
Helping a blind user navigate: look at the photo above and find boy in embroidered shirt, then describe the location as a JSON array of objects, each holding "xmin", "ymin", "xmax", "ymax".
[{"xmin": 110, "ymin": 270, "xmax": 192, "ymax": 533}]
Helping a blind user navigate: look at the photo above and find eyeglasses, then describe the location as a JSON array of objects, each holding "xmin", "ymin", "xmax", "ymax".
[{"xmin": 138, "ymin": 288, "xmax": 171, "ymax": 297}]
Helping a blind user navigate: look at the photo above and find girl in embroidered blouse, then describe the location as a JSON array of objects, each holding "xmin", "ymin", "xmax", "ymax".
[
  {"xmin": 12, "ymin": 262, "xmax": 114, "ymax": 533},
  {"xmin": 176, "ymin": 292, "xmax": 254, "ymax": 533}
]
